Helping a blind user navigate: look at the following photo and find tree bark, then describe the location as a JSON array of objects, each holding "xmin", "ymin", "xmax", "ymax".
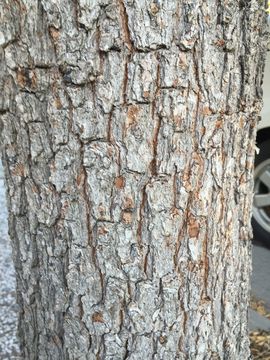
[{"xmin": 0, "ymin": 0, "xmax": 268, "ymax": 359}]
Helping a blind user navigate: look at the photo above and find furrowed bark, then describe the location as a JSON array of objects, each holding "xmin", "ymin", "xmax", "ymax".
[{"xmin": 0, "ymin": 0, "xmax": 268, "ymax": 359}]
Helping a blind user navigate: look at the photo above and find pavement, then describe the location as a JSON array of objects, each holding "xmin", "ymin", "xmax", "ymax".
[
  {"xmin": 0, "ymin": 161, "xmax": 269, "ymax": 356},
  {"xmin": 0, "ymin": 163, "xmax": 20, "ymax": 359},
  {"xmin": 250, "ymin": 242, "xmax": 270, "ymax": 331}
]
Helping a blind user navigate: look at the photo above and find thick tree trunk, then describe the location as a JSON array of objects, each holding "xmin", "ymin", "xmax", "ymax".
[{"xmin": 0, "ymin": 1, "xmax": 267, "ymax": 359}]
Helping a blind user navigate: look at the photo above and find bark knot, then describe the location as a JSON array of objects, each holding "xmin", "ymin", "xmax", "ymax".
[
  {"xmin": 17, "ymin": 68, "xmax": 37, "ymax": 90},
  {"xmin": 122, "ymin": 211, "xmax": 133, "ymax": 224},
  {"xmin": 92, "ymin": 312, "xmax": 104, "ymax": 323},
  {"xmin": 115, "ymin": 176, "xmax": 125, "ymax": 189}
]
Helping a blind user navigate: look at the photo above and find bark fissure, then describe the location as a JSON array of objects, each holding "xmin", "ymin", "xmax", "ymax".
[{"xmin": 118, "ymin": 0, "xmax": 134, "ymax": 52}]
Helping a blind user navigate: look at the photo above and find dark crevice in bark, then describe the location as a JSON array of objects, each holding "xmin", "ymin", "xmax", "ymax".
[
  {"xmin": 150, "ymin": 116, "xmax": 161, "ymax": 177},
  {"xmin": 137, "ymin": 185, "xmax": 147, "ymax": 251},
  {"xmin": 123, "ymin": 54, "xmax": 131, "ymax": 104},
  {"xmin": 118, "ymin": 0, "xmax": 134, "ymax": 52},
  {"xmin": 107, "ymin": 107, "xmax": 114, "ymax": 142},
  {"xmin": 150, "ymin": 62, "xmax": 161, "ymax": 176}
]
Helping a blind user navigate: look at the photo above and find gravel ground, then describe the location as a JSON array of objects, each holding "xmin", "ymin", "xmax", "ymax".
[{"xmin": 0, "ymin": 162, "xmax": 20, "ymax": 359}]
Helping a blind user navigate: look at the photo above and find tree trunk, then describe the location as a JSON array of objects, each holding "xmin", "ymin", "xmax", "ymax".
[{"xmin": 0, "ymin": 1, "xmax": 267, "ymax": 359}]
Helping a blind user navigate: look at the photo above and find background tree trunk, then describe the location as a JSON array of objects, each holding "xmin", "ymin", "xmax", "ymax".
[{"xmin": 0, "ymin": 0, "xmax": 268, "ymax": 359}]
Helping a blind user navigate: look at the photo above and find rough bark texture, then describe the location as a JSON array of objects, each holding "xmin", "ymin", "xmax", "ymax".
[{"xmin": 0, "ymin": 1, "xmax": 268, "ymax": 359}]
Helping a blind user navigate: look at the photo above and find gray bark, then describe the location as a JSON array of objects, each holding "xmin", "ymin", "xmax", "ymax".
[{"xmin": 0, "ymin": 0, "xmax": 268, "ymax": 359}]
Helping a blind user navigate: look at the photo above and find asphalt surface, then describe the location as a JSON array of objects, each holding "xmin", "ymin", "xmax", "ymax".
[
  {"xmin": 250, "ymin": 241, "xmax": 270, "ymax": 331},
  {"xmin": 0, "ymin": 161, "xmax": 269, "ymax": 356}
]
